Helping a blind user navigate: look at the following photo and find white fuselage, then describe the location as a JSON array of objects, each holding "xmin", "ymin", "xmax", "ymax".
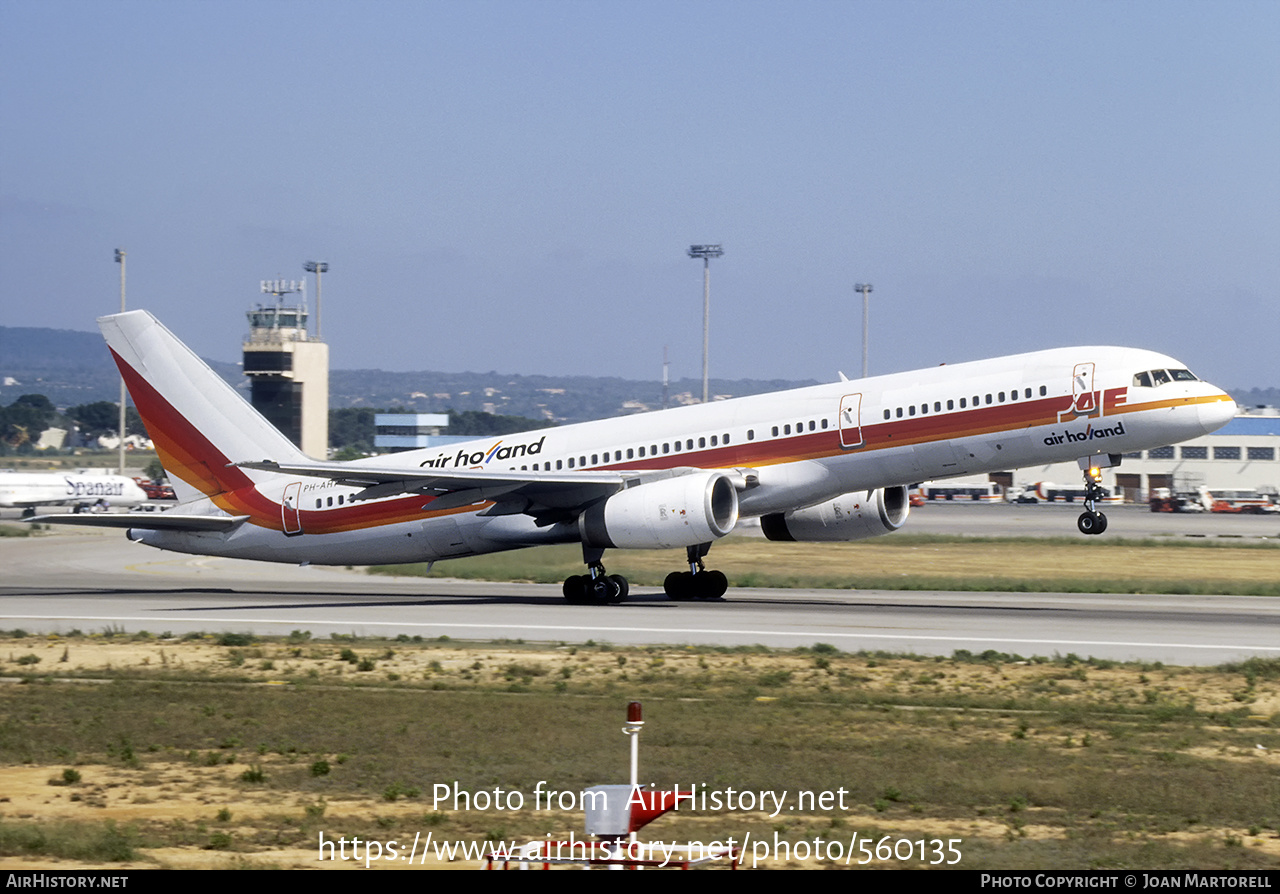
[
  {"xmin": 132, "ymin": 345, "xmax": 1235, "ymax": 565},
  {"xmin": 0, "ymin": 471, "xmax": 148, "ymax": 510}
]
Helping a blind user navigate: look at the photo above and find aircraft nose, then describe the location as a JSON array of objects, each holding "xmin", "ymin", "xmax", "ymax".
[{"xmin": 1198, "ymin": 392, "xmax": 1236, "ymax": 435}]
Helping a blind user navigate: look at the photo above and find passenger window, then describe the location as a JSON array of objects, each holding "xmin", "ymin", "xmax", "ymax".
[
  {"xmin": 947, "ymin": 400, "xmax": 954, "ymax": 410},
  {"xmin": 710, "ymin": 435, "xmax": 718, "ymax": 446},
  {"xmin": 637, "ymin": 447, "xmax": 645, "ymax": 458},
  {"xmin": 747, "ymin": 429, "xmax": 755, "ymax": 440},
  {"xmin": 699, "ymin": 437, "xmax": 706, "ymax": 448},
  {"xmin": 784, "ymin": 424, "xmax": 791, "ymax": 434},
  {"xmin": 662, "ymin": 443, "xmax": 669, "ymax": 454},
  {"xmin": 724, "ymin": 433, "xmax": 731, "ymax": 444},
  {"xmin": 1039, "ymin": 386, "xmax": 1047, "ymax": 396},
  {"xmin": 908, "ymin": 406, "xmax": 916, "ymax": 416},
  {"xmin": 959, "ymin": 398, "xmax": 967, "ymax": 408},
  {"xmin": 884, "ymin": 409, "xmax": 891, "ymax": 420},
  {"xmin": 626, "ymin": 449, "xmax": 633, "ymax": 459},
  {"xmin": 896, "ymin": 407, "xmax": 904, "ymax": 418}
]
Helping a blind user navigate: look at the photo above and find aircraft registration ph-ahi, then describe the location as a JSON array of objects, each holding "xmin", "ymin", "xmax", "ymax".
[{"xmin": 31, "ymin": 310, "xmax": 1236, "ymax": 604}]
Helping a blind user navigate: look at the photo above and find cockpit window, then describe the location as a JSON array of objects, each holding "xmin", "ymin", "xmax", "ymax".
[{"xmin": 1134, "ymin": 368, "xmax": 1198, "ymax": 387}]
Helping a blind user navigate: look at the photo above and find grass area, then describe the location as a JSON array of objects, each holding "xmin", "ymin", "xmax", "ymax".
[
  {"xmin": 369, "ymin": 534, "xmax": 1280, "ymax": 596},
  {"xmin": 1, "ymin": 633, "xmax": 1278, "ymax": 869}
]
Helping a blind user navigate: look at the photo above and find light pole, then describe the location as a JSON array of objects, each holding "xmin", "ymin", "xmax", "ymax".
[
  {"xmin": 687, "ymin": 244, "xmax": 723, "ymax": 403},
  {"xmin": 854, "ymin": 283, "xmax": 873, "ymax": 378},
  {"xmin": 114, "ymin": 249, "xmax": 127, "ymax": 474},
  {"xmin": 303, "ymin": 261, "xmax": 328, "ymax": 339}
]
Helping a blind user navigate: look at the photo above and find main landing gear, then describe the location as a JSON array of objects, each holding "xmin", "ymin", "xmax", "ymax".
[
  {"xmin": 561, "ymin": 543, "xmax": 730, "ymax": 605},
  {"xmin": 1077, "ymin": 464, "xmax": 1108, "ymax": 536},
  {"xmin": 663, "ymin": 543, "xmax": 728, "ymax": 601},
  {"xmin": 563, "ymin": 546, "xmax": 630, "ymax": 604}
]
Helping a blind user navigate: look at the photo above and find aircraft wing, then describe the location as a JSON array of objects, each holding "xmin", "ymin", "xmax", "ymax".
[
  {"xmin": 25, "ymin": 512, "xmax": 249, "ymax": 531},
  {"xmin": 234, "ymin": 460, "xmax": 692, "ymax": 520}
]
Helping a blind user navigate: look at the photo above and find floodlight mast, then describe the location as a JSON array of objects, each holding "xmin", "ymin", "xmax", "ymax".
[
  {"xmin": 854, "ymin": 282, "xmax": 873, "ymax": 378},
  {"xmin": 687, "ymin": 244, "xmax": 724, "ymax": 403}
]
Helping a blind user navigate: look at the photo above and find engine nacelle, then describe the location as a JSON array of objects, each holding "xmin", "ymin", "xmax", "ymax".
[
  {"xmin": 760, "ymin": 486, "xmax": 909, "ymax": 542},
  {"xmin": 579, "ymin": 471, "xmax": 739, "ymax": 550}
]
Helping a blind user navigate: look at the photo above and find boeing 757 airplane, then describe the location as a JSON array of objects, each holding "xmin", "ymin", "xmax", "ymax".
[{"xmin": 32, "ymin": 311, "xmax": 1236, "ymax": 604}]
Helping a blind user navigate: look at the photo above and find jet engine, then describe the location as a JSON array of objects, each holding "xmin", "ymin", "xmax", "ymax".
[
  {"xmin": 579, "ymin": 471, "xmax": 739, "ymax": 550},
  {"xmin": 760, "ymin": 485, "xmax": 909, "ymax": 542}
]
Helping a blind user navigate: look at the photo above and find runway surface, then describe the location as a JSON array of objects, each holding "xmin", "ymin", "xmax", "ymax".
[{"xmin": 2, "ymin": 506, "xmax": 1277, "ymax": 665}]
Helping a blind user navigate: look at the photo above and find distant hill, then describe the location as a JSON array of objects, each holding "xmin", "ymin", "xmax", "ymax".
[
  {"xmin": 0, "ymin": 325, "xmax": 242, "ymax": 409},
  {"xmin": 6, "ymin": 325, "xmax": 1275, "ymax": 424},
  {"xmin": 0, "ymin": 325, "xmax": 817, "ymax": 423}
]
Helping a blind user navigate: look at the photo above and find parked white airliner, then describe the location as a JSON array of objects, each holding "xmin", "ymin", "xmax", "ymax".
[
  {"xmin": 32, "ymin": 311, "xmax": 1235, "ymax": 603},
  {"xmin": 0, "ymin": 470, "xmax": 148, "ymax": 513}
]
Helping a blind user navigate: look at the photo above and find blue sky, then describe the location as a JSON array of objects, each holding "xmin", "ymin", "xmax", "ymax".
[{"xmin": 2, "ymin": 0, "xmax": 1276, "ymax": 390}]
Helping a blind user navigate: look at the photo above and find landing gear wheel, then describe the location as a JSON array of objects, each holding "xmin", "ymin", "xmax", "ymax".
[
  {"xmin": 608, "ymin": 574, "xmax": 629, "ymax": 603},
  {"xmin": 562, "ymin": 574, "xmax": 587, "ymax": 603},
  {"xmin": 1077, "ymin": 511, "xmax": 1107, "ymax": 536},
  {"xmin": 664, "ymin": 569, "xmax": 728, "ymax": 600},
  {"xmin": 563, "ymin": 571, "xmax": 628, "ymax": 604},
  {"xmin": 664, "ymin": 571, "xmax": 694, "ymax": 601}
]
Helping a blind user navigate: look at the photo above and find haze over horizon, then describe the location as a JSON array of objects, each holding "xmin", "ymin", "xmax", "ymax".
[{"xmin": 3, "ymin": 1, "xmax": 1276, "ymax": 391}]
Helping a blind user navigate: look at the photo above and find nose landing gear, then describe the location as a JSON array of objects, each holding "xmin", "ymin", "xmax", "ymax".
[{"xmin": 1077, "ymin": 463, "xmax": 1108, "ymax": 535}]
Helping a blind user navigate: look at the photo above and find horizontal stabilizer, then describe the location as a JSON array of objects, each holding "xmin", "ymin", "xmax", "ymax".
[{"xmin": 26, "ymin": 513, "xmax": 249, "ymax": 532}]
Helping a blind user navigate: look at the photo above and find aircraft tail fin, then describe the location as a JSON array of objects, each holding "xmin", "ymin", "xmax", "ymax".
[{"xmin": 99, "ymin": 311, "xmax": 309, "ymax": 504}]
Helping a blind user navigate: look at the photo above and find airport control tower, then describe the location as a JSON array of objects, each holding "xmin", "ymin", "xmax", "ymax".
[{"xmin": 243, "ymin": 280, "xmax": 329, "ymax": 458}]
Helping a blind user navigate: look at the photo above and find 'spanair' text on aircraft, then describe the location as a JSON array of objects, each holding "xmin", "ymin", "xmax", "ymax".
[
  {"xmin": 33, "ymin": 311, "xmax": 1236, "ymax": 603},
  {"xmin": 0, "ymin": 470, "xmax": 148, "ymax": 514}
]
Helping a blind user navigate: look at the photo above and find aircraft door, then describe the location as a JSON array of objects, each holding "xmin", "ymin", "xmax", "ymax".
[
  {"xmin": 839, "ymin": 393, "xmax": 864, "ymax": 449},
  {"xmin": 1071, "ymin": 362, "xmax": 1097, "ymax": 415},
  {"xmin": 282, "ymin": 482, "xmax": 303, "ymax": 535}
]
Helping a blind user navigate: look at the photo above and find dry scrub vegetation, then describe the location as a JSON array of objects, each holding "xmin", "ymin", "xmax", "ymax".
[{"xmin": 2, "ymin": 631, "xmax": 1279, "ymax": 870}]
